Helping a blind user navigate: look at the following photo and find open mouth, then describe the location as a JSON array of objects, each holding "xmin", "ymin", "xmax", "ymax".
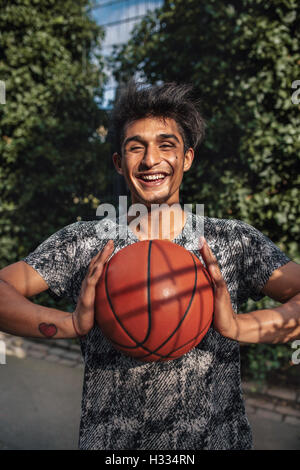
[{"xmin": 136, "ymin": 172, "xmax": 169, "ymax": 186}]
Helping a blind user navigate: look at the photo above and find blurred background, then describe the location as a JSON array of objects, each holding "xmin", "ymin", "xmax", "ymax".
[{"xmin": 0, "ymin": 0, "xmax": 299, "ymax": 449}]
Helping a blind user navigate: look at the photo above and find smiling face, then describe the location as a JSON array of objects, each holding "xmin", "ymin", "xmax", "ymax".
[{"xmin": 113, "ymin": 116, "xmax": 194, "ymax": 207}]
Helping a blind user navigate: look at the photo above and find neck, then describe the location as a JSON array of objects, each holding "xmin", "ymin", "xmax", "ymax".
[{"xmin": 127, "ymin": 203, "xmax": 186, "ymax": 241}]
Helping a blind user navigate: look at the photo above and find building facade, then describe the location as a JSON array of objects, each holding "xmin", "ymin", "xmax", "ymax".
[{"xmin": 90, "ymin": 0, "xmax": 163, "ymax": 106}]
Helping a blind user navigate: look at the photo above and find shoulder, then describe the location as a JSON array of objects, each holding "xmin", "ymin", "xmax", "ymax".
[
  {"xmin": 203, "ymin": 216, "xmax": 287, "ymax": 266},
  {"xmin": 53, "ymin": 218, "xmax": 118, "ymax": 244},
  {"xmin": 199, "ymin": 214, "xmax": 279, "ymax": 263},
  {"xmin": 203, "ymin": 215, "xmax": 253, "ymax": 231},
  {"xmin": 25, "ymin": 218, "xmax": 119, "ymax": 261},
  {"xmin": 202, "ymin": 215, "xmax": 266, "ymax": 244},
  {"xmin": 198, "ymin": 214, "xmax": 252, "ymax": 241}
]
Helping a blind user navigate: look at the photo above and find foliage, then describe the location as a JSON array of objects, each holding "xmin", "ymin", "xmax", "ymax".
[
  {"xmin": 240, "ymin": 342, "xmax": 293, "ymax": 384},
  {"xmin": 239, "ymin": 295, "xmax": 296, "ymax": 383},
  {"xmin": 112, "ymin": 0, "xmax": 300, "ymax": 380},
  {"xmin": 0, "ymin": 0, "xmax": 111, "ymax": 285},
  {"xmin": 112, "ymin": 0, "xmax": 300, "ymax": 260}
]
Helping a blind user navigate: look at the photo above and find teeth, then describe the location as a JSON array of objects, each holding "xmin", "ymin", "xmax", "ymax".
[{"xmin": 141, "ymin": 174, "xmax": 166, "ymax": 181}]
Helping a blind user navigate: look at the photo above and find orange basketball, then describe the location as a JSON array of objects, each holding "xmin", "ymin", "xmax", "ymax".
[{"xmin": 95, "ymin": 239, "xmax": 214, "ymax": 362}]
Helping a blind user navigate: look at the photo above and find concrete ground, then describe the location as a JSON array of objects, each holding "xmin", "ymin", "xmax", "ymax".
[
  {"xmin": 0, "ymin": 354, "xmax": 299, "ymax": 450},
  {"xmin": 249, "ymin": 414, "xmax": 300, "ymax": 450},
  {"xmin": 0, "ymin": 355, "xmax": 82, "ymax": 450}
]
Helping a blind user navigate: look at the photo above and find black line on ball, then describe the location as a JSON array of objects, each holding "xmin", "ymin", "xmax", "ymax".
[
  {"xmin": 145, "ymin": 239, "xmax": 152, "ymax": 344},
  {"xmin": 135, "ymin": 315, "xmax": 213, "ymax": 361},
  {"xmin": 135, "ymin": 250, "xmax": 198, "ymax": 360},
  {"xmin": 104, "ymin": 242, "xmax": 154, "ymax": 353}
]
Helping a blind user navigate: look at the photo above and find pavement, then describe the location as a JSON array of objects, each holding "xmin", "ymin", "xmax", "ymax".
[
  {"xmin": 0, "ymin": 354, "xmax": 83, "ymax": 450},
  {"xmin": 0, "ymin": 334, "xmax": 299, "ymax": 450},
  {"xmin": 249, "ymin": 413, "xmax": 300, "ymax": 450}
]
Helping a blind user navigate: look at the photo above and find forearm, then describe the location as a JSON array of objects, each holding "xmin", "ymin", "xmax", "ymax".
[
  {"xmin": 0, "ymin": 280, "xmax": 77, "ymax": 339},
  {"xmin": 230, "ymin": 293, "xmax": 300, "ymax": 344}
]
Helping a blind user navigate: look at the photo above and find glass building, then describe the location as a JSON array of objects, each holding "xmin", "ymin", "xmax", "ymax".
[{"xmin": 90, "ymin": 0, "xmax": 163, "ymax": 107}]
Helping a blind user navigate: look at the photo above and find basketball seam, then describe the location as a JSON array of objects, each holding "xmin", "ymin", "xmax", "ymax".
[
  {"xmin": 135, "ymin": 250, "xmax": 199, "ymax": 360},
  {"xmin": 104, "ymin": 242, "xmax": 156, "ymax": 354},
  {"xmin": 134, "ymin": 315, "xmax": 213, "ymax": 360}
]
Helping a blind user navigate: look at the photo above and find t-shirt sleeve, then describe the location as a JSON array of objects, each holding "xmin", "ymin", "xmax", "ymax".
[
  {"xmin": 22, "ymin": 222, "xmax": 79, "ymax": 300},
  {"xmin": 236, "ymin": 220, "xmax": 291, "ymax": 302}
]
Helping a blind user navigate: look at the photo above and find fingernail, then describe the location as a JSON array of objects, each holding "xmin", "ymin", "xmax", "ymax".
[{"xmin": 199, "ymin": 236, "xmax": 206, "ymax": 248}]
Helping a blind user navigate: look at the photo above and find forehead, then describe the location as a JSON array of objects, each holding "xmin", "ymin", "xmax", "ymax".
[{"xmin": 123, "ymin": 116, "xmax": 183, "ymax": 142}]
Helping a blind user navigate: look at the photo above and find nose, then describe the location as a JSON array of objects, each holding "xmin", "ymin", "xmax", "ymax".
[{"xmin": 139, "ymin": 143, "xmax": 162, "ymax": 169}]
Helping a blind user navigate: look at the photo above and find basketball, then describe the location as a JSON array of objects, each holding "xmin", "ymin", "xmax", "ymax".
[{"xmin": 95, "ymin": 239, "xmax": 214, "ymax": 362}]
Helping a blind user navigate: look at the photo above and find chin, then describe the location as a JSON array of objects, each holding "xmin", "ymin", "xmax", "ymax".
[
  {"xmin": 142, "ymin": 196, "xmax": 174, "ymax": 208},
  {"xmin": 130, "ymin": 181, "xmax": 179, "ymax": 206}
]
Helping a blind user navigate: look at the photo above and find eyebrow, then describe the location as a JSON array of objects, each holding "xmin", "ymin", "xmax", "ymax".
[
  {"xmin": 158, "ymin": 134, "xmax": 180, "ymax": 143},
  {"xmin": 123, "ymin": 135, "xmax": 144, "ymax": 148},
  {"xmin": 123, "ymin": 133, "xmax": 180, "ymax": 148}
]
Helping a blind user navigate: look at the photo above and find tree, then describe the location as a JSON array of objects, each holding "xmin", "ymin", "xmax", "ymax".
[
  {"xmin": 112, "ymin": 0, "xmax": 300, "ymax": 381},
  {"xmin": 0, "ymin": 0, "xmax": 111, "ymax": 273},
  {"xmin": 113, "ymin": 0, "xmax": 300, "ymax": 261}
]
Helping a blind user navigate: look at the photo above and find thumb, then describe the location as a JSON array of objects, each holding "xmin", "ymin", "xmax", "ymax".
[{"xmin": 199, "ymin": 238, "xmax": 225, "ymax": 290}]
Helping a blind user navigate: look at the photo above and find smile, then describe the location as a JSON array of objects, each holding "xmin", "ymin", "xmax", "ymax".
[{"xmin": 136, "ymin": 173, "xmax": 169, "ymax": 186}]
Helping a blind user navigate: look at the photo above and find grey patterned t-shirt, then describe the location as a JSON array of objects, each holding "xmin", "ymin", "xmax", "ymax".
[{"xmin": 22, "ymin": 211, "xmax": 290, "ymax": 450}]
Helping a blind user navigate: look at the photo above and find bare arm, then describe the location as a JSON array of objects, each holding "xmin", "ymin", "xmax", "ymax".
[
  {"xmin": 228, "ymin": 292, "xmax": 300, "ymax": 343},
  {"xmin": 231, "ymin": 261, "xmax": 300, "ymax": 343},
  {"xmin": 200, "ymin": 239, "xmax": 300, "ymax": 344},
  {"xmin": 0, "ymin": 240, "xmax": 114, "ymax": 339},
  {"xmin": 0, "ymin": 261, "xmax": 76, "ymax": 338}
]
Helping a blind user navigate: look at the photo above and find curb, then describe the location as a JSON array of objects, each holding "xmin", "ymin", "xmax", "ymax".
[
  {"xmin": 0, "ymin": 332, "xmax": 83, "ymax": 369},
  {"xmin": 242, "ymin": 382, "xmax": 300, "ymax": 427}
]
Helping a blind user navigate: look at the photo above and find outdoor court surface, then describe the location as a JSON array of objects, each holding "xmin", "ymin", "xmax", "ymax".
[{"xmin": 0, "ymin": 355, "xmax": 299, "ymax": 450}]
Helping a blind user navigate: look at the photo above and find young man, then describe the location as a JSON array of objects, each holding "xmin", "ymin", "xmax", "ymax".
[{"xmin": 0, "ymin": 82, "xmax": 299, "ymax": 450}]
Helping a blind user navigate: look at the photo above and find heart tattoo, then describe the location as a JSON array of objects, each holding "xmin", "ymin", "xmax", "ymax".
[{"xmin": 39, "ymin": 322, "xmax": 57, "ymax": 338}]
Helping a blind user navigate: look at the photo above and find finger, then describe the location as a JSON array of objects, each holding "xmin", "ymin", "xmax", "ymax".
[
  {"xmin": 89, "ymin": 240, "xmax": 114, "ymax": 269},
  {"xmin": 88, "ymin": 262, "xmax": 105, "ymax": 279},
  {"xmin": 199, "ymin": 238, "xmax": 217, "ymax": 271},
  {"xmin": 200, "ymin": 239, "xmax": 225, "ymax": 286},
  {"xmin": 78, "ymin": 242, "xmax": 114, "ymax": 311},
  {"xmin": 87, "ymin": 241, "xmax": 114, "ymax": 281},
  {"xmin": 80, "ymin": 263, "xmax": 106, "ymax": 309},
  {"xmin": 92, "ymin": 239, "xmax": 114, "ymax": 261},
  {"xmin": 97, "ymin": 240, "xmax": 115, "ymax": 265},
  {"xmin": 199, "ymin": 236, "xmax": 206, "ymax": 249}
]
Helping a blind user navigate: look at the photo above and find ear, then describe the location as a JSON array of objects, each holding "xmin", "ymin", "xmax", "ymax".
[
  {"xmin": 112, "ymin": 152, "xmax": 123, "ymax": 175},
  {"xmin": 183, "ymin": 148, "xmax": 194, "ymax": 172}
]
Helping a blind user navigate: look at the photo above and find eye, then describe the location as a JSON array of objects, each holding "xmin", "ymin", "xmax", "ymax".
[
  {"xmin": 129, "ymin": 145, "xmax": 143, "ymax": 151},
  {"xmin": 160, "ymin": 143, "xmax": 173, "ymax": 149}
]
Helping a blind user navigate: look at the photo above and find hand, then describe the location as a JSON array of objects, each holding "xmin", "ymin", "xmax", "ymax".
[
  {"xmin": 199, "ymin": 237, "xmax": 238, "ymax": 339},
  {"xmin": 72, "ymin": 240, "xmax": 114, "ymax": 336}
]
